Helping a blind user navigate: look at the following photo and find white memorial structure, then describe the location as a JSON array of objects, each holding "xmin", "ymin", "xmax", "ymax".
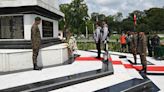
[{"xmin": 0, "ymin": 0, "xmax": 69, "ymax": 72}]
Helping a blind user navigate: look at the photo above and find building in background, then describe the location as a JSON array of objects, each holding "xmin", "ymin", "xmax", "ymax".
[
  {"xmin": 0, "ymin": 0, "xmax": 69, "ymax": 72},
  {"xmin": 0, "ymin": 0, "xmax": 64, "ymax": 39}
]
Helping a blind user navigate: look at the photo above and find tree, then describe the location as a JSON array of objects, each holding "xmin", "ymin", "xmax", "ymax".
[
  {"xmin": 59, "ymin": 0, "xmax": 88, "ymax": 34},
  {"xmin": 59, "ymin": 4, "xmax": 71, "ymax": 30},
  {"xmin": 145, "ymin": 8, "xmax": 164, "ymax": 32},
  {"xmin": 114, "ymin": 12, "xmax": 123, "ymax": 22},
  {"xmin": 69, "ymin": 0, "xmax": 88, "ymax": 34},
  {"xmin": 98, "ymin": 14, "xmax": 106, "ymax": 22},
  {"xmin": 91, "ymin": 12, "xmax": 99, "ymax": 22},
  {"xmin": 137, "ymin": 23, "xmax": 150, "ymax": 32},
  {"xmin": 121, "ymin": 18, "xmax": 134, "ymax": 32}
]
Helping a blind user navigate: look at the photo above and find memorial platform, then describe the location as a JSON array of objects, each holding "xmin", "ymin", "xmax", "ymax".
[
  {"xmin": 0, "ymin": 50, "xmax": 163, "ymax": 92},
  {"xmin": 0, "ymin": 43, "xmax": 68, "ymax": 72}
]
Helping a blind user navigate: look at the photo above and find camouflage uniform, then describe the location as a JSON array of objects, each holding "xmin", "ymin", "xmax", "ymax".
[
  {"xmin": 131, "ymin": 33, "xmax": 137, "ymax": 64},
  {"xmin": 137, "ymin": 33, "xmax": 147, "ymax": 72},
  {"xmin": 31, "ymin": 24, "xmax": 41, "ymax": 65}
]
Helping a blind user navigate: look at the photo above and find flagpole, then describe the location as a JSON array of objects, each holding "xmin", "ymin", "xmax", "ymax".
[{"xmin": 134, "ymin": 14, "xmax": 137, "ymax": 32}]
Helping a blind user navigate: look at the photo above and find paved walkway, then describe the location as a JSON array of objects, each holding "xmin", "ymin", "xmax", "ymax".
[
  {"xmin": 70, "ymin": 50, "xmax": 164, "ymax": 92},
  {"xmin": 52, "ymin": 51, "xmax": 141, "ymax": 92}
]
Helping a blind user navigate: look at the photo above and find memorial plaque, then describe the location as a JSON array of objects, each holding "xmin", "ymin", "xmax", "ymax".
[{"xmin": 42, "ymin": 20, "xmax": 53, "ymax": 37}]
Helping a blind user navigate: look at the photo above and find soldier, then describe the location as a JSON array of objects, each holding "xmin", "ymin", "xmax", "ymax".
[
  {"xmin": 147, "ymin": 32, "xmax": 153, "ymax": 57},
  {"xmin": 152, "ymin": 34, "xmax": 160, "ymax": 57},
  {"xmin": 138, "ymin": 32, "xmax": 147, "ymax": 73},
  {"xmin": 131, "ymin": 32, "xmax": 137, "ymax": 64},
  {"xmin": 68, "ymin": 32, "xmax": 78, "ymax": 57},
  {"xmin": 126, "ymin": 31, "xmax": 132, "ymax": 53},
  {"xmin": 31, "ymin": 17, "xmax": 42, "ymax": 70}
]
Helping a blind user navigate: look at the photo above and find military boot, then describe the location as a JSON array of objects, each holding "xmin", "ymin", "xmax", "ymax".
[
  {"xmin": 143, "ymin": 66, "xmax": 147, "ymax": 73},
  {"xmin": 33, "ymin": 63, "xmax": 42, "ymax": 70},
  {"xmin": 140, "ymin": 65, "xmax": 147, "ymax": 74}
]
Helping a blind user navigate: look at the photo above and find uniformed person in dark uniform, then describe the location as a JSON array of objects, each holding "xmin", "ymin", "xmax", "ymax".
[
  {"xmin": 31, "ymin": 17, "xmax": 42, "ymax": 70},
  {"xmin": 147, "ymin": 32, "xmax": 153, "ymax": 57},
  {"xmin": 93, "ymin": 22, "xmax": 102, "ymax": 58},
  {"xmin": 131, "ymin": 32, "xmax": 137, "ymax": 64},
  {"xmin": 138, "ymin": 32, "xmax": 147, "ymax": 73},
  {"xmin": 152, "ymin": 34, "xmax": 160, "ymax": 57}
]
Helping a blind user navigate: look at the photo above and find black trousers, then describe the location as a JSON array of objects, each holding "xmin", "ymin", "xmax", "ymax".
[
  {"xmin": 127, "ymin": 42, "xmax": 131, "ymax": 53},
  {"xmin": 96, "ymin": 40, "xmax": 101, "ymax": 58},
  {"xmin": 148, "ymin": 48, "xmax": 153, "ymax": 57}
]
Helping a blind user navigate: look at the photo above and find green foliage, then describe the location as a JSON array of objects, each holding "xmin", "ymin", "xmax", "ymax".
[
  {"xmin": 137, "ymin": 23, "xmax": 150, "ymax": 32},
  {"xmin": 121, "ymin": 19, "xmax": 134, "ymax": 31},
  {"xmin": 86, "ymin": 20, "xmax": 94, "ymax": 34},
  {"xmin": 161, "ymin": 37, "xmax": 164, "ymax": 40},
  {"xmin": 145, "ymin": 8, "xmax": 164, "ymax": 32},
  {"xmin": 60, "ymin": 2, "xmax": 164, "ymax": 34},
  {"xmin": 59, "ymin": 0, "xmax": 88, "ymax": 34},
  {"xmin": 77, "ymin": 42, "xmax": 120, "ymax": 51}
]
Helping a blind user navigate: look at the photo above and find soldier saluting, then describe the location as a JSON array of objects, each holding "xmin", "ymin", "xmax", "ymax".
[{"xmin": 31, "ymin": 17, "xmax": 42, "ymax": 70}]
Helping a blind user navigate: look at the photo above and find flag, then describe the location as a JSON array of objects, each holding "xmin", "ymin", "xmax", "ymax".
[{"xmin": 134, "ymin": 14, "xmax": 137, "ymax": 26}]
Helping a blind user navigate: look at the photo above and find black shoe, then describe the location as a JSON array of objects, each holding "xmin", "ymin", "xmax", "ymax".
[
  {"xmin": 95, "ymin": 56, "xmax": 101, "ymax": 59},
  {"xmin": 133, "ymin": 62, "xmax": 137, "ymax": 65},
  {"xmin": 33, "ymin": 64, "xmax": 42, "ymax": 70},
  {"xmin": 139, "ymin": 68, "xmax": 147, "ymax": 74},
  {"xmin": 139, "ymin": 70, "xmax": 147, "ymax": 74}
]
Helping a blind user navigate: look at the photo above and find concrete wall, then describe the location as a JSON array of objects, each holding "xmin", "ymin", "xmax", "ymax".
[
  {"xmin": 0, "ymin": 43, "xmax": 68, "ymax": 72},
  {"xmin": 0, "ymin": 0, "xmax": 37, "ymax": 7},
  {"xmin": 0, "ymin": 0, "xmax": 64, "ymax": 17},
  {"xmin": 0, "ymin": 0, "xmax": 58, "ymax": 9},
  {"xmin": 24, "ymin": 14, "xmax": 59, "ymax": 40},
  {"xmin": 0, "ymin": 14, "xmax": 59, "ymax": 40},
  {"xmin": 24, "ymin": 14, "xmax": 34, "ymax": 40}
]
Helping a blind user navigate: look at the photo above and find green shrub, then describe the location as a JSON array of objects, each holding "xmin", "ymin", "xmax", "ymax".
[{"xmin": 77, "ymin": 42, "xmax": 120, "ymax": 51}]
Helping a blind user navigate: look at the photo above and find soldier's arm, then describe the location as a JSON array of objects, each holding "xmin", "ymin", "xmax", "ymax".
[
  {"xmin": 143, "ymin": 36, "xmax": 147, "ymax": 54},
  {"xmin": 31, "ymin": 26, "xmax": 36, "ymax": 41}
]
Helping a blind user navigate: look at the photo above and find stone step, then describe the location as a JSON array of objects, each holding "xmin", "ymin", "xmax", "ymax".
[
  {"xmin": 0, "ymin": 61, "xmax": 113, "ymax": 91},
  {"xmin": 0, "ymin": 38, "xmax": 62, "ymax": 49},
  {"xmin": 50, "ymin": 65, "xmax": 153, "ymax": 92},
  {"xmin": 95, "ymin": 78, "xmax": 153, "ymax": 92},
  {"xmin": 50, "ymin": 74, "xmax": 134, "ymax": 92}
]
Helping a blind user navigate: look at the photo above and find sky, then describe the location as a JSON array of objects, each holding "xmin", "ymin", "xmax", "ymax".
[{"xmin": 59, "ymin": 0, "xmax": 164, "ymax": 18}]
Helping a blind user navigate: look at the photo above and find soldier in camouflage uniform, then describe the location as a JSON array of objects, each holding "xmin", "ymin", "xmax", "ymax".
[
  {"xmin": 130, "ymin": 32, "xmax": 138, "ymax": 64},
  {"xmin": 137, "ymin": 32, "xmax": 147, "ymax": 73},
  {"xmin": 31, "ymin": 17, "xmax": 42, "ymax": 70}
]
